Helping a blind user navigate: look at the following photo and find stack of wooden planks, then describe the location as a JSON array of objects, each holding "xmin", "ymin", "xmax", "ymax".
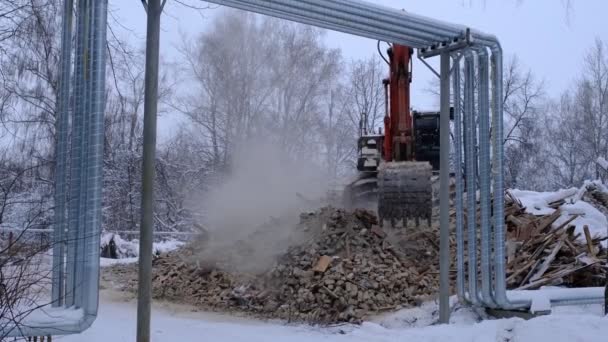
[{"xmin": 505, "ymin": 191, "xmax": 607, "ymax": 290}]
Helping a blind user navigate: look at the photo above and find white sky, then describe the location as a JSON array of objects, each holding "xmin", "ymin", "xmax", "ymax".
[{"xmin": 110, "ymin": 0, "xmax": 608, "ymax": 136}]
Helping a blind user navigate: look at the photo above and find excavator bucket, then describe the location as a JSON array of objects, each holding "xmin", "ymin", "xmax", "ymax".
[{"xmin": 377, "ymin": 161, "xmax": 433, "ymax": 227}]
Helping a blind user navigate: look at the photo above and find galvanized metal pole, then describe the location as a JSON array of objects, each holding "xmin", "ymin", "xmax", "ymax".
[
  {"xmin": 439, "ymin": 51, "xmax": 451, "ymax": 324},
  {"xmin": 137, "ymin": 0, "xmax": 162, "ymax": 341}
]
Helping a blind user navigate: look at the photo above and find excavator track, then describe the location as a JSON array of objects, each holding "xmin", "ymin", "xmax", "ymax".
[{"xmin": 377, "ymin": 161, "xmax": 433, "ymax": 227}]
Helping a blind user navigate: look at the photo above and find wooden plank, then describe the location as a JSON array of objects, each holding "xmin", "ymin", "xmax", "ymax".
[
  {"xmin": 312, "ymin": 255, "xmax": 332, "ymax": 273},
  {"xmin": 534, "ymin": 209, "xmax": 562, "ymax": 234},
  {"xmin": 583, "ymin": 225, "xmax": 596, "ymax": 257},
  {"xmin": 507, "ymin": 257, "xmax": 536, "ymax": 283},
  {"xmin": 548, "ymin": 199, "xmax": 566, "ymax": 209},
  {"xmin": 552, "ymin": 215, "xmax": 580, "ymax": 234},
  {"xmin": 506, "ymin": 241, "xmax": 522, "ymax": 264},
  {"xmin": 529, "ymin": 236, "xmax": 565, "ymax": 283},
  {"xmin": 564, "ymin": 238, "xmax": 578, "ymax": 255},
  {"xmin": 519, "ymin": 259, "xmax": 541, "ymax": 287},
  {"xmin": 518, "ymin": 263, "xmax": 597, "ymax": 290}
]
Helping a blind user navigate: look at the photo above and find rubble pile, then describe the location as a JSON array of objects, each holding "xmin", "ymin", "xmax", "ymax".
[
  {"xmin": 263, "ymin": 208, "xmax": 440, "ymax": 323},
  {"xmin": 136, "ymin": 207, "xmax": 442, "ymax": 324},
  {"xmin": 107, "ymin": 187, "xmax": 608, "ymax": 324},
  {"xmin": 505, "ymin": 192, "xmax": 607, "ymax": 290}
]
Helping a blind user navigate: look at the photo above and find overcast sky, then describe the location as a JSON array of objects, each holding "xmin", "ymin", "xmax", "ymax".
[{"xmin": 111, "ymin": 0, "xmax": 608, "ymax": 135}]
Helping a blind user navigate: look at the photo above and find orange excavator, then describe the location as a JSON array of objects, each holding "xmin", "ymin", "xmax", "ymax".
[{"xmin": 346, "ymin": 44, "xmax": 446, "ymax": 227}]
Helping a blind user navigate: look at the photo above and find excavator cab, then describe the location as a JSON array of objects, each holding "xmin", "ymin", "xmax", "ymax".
[{"xmin": 356, "ymin": 135, "xmax": 384, "ymax": 172}]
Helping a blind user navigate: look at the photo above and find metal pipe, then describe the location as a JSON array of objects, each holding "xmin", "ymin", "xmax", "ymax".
[
  {"xmin": 82, "ymin": 0, "xmax": 108, "ymax": 321},
  {"xmin": 4, "ymin": 0, "xmax": 108, "ymax": 336},
  {"xmin": 295, "ymin": 0, "xmax": 457, "ymax": 42},
  {"xmin": 451, "ymin": 53, "xmax": 467, "ymax": 304},
  {"xmin": 52, "ymin": 0, "xmax": 73, "ymax": 307},
  {"xmin": 214, "ymin": 0, "xmax": 431, "ymax": 47},
  {"xmin": 439, "ymin": 52, "xmax": 451, "ymax": 324},
  {"xmin": 65, "ymin": 0, "xmax": 88, "ymax": 308},
  {"xmin": 457, "ymin": 38, "xmax": 604, "ymax": 311},
  {"xmin": 487, "ymin": 42, "xmax": 530, "ymax": 310},
  {"xmin": 79, "ymin": 0, "xmax": 95, "ymax": 309},
  {"xmin": 137, "ymin": 0, "xmax": 163, "ymax": 340},
  {"xmin": 313, "ymin": 0, "xmax": 466, "ymax": 38},
  {"xmin": 206, "ymin": 0, "xmax": 462, "ymax": 47},
  {"xmin": 464, "ymin": 51, "xmax": 481, "ymax": 306},
  {"xmin": 474, "ymin": 45, "xmax": 496, "ymax": 308},
  {"xmin": 75, "ymin": 0, "xmax": 94, "ymax": 309}
]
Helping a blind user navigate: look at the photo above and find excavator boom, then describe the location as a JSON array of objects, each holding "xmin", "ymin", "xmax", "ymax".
[
  {"xmin": 377, "ymin": 44, "xmax": 433, "ymax": 226},
  {"xmin": 347, "ymin": 44, "xmax": 436, "ymax": 227}
]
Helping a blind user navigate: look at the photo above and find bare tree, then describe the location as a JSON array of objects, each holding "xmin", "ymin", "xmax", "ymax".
[
  {"xmin": 317, "ymin": 80, "xmax": 357, "ymax": 181},
  {"xmin": 174, "ymin": 9, "xmax": 344, "ymax": 173},
  {"xmin": 545, "ymin": 94, "xmax": 592, "ymax": 187},
  {"xmin": 541, "ymin": 38, "xmax": 608, "ymax": 188},
  {"xmin": 575, "ymin": 39, "xmax": 608, "ymax": 178},
  {"xmin": 346, "ymin": 55, "xmax": 386, "ymax": 135},
  {"xmin": 502, "ymin": 56, "xmax": 546, "ymax": 189},
  {"xmin": 0, "ymin": 151, "xmax": 54, "ymax": 340}
]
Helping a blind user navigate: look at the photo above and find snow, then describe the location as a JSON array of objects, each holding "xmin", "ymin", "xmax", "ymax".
[
  {"xmin": 510, "ymin": 188, "xmax": 577, "ymax": 215},
  {"xmin": 153, "ymin": 239, "xmax": 185, "ymax": 254},
  {"xmin": 507, "ymin": 287, "xmax": 605, "ymax": 313},
  {"xmin": 100, "ymin": 257, "xmax": 139, "ymax": 267},
  {"xmin": 555, "ymin": 201, "xmax": 608, "ymax": 241},
  {"xmin": 510, "ymin": 185, "xmax": 608, "ymax": 244},
  {"xmin": 17, "ymin": 306, "xmax": 84, "ymax": 328},
  {"xmin": 99, "ymin": 232, "xmax": 184, "ymax": 266},
  {"xmin": 597, "ymin": 157, "xmax": 608, "ymax": 172},
  {"xmin": 58, "ymin": 292, "xmax": 608, "ymax": 342}
]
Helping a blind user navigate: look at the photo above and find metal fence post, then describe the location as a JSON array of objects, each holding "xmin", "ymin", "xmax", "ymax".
[
  {"xmin": 439, "ymin": 51, "xmax": 451, "ymax": 324},
  {"xmin": 137, "ymin": 0, "xmax": 163, "ymax": 341}
]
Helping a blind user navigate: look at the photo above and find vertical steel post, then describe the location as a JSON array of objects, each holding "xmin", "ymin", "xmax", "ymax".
[
  {"xmin": 137, "ymin": 0, "xmax": 162, "ymax": 341},
  {"xmin": 439, "ymin": 51, "xmax": 451, "ymax": 324}
]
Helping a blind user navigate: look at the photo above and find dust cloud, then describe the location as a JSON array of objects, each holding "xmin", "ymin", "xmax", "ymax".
[{"xmin": 192, "ymin": 141, "xmax": 331, "ymax": 274}]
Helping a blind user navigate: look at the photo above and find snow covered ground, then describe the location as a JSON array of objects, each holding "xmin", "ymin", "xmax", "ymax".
[
  {"xmin": 58, "ymin": 291, "xmax": 608, "ymax": 342},
  {"xmin": 84, "ymin": 184, "xmax": 608, "ymax": 341}
]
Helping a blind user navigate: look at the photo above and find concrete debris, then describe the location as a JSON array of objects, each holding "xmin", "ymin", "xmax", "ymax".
[
  {"xmin": 106, "ymin": 189, "xmax": 608, "ymax": 324},
  {"xmin": 110, "ymin": 207, "xmax": 442, "ymax": 324}
]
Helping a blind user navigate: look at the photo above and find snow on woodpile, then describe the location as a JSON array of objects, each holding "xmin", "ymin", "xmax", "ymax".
[
  {"xmin": 505, "ymin": 183, "xmax": 608, "ymax": 290},
  {"xmin": 509, "ymin": 181, "xmax": 608, "ymax": 242}
]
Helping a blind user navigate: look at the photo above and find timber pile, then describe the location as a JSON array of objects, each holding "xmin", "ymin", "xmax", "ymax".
[
  {"xmin": 505, "ymin": 192, "xmax": 607, "ymax": 290},
  {"xmin": 116, "ymin": 207, "xmax": 442, "ymax": 324}
]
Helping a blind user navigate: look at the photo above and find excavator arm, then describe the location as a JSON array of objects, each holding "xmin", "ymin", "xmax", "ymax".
[{"xmin": 378, "ymin": 44, "xmax": 433, "ymax": 227}]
